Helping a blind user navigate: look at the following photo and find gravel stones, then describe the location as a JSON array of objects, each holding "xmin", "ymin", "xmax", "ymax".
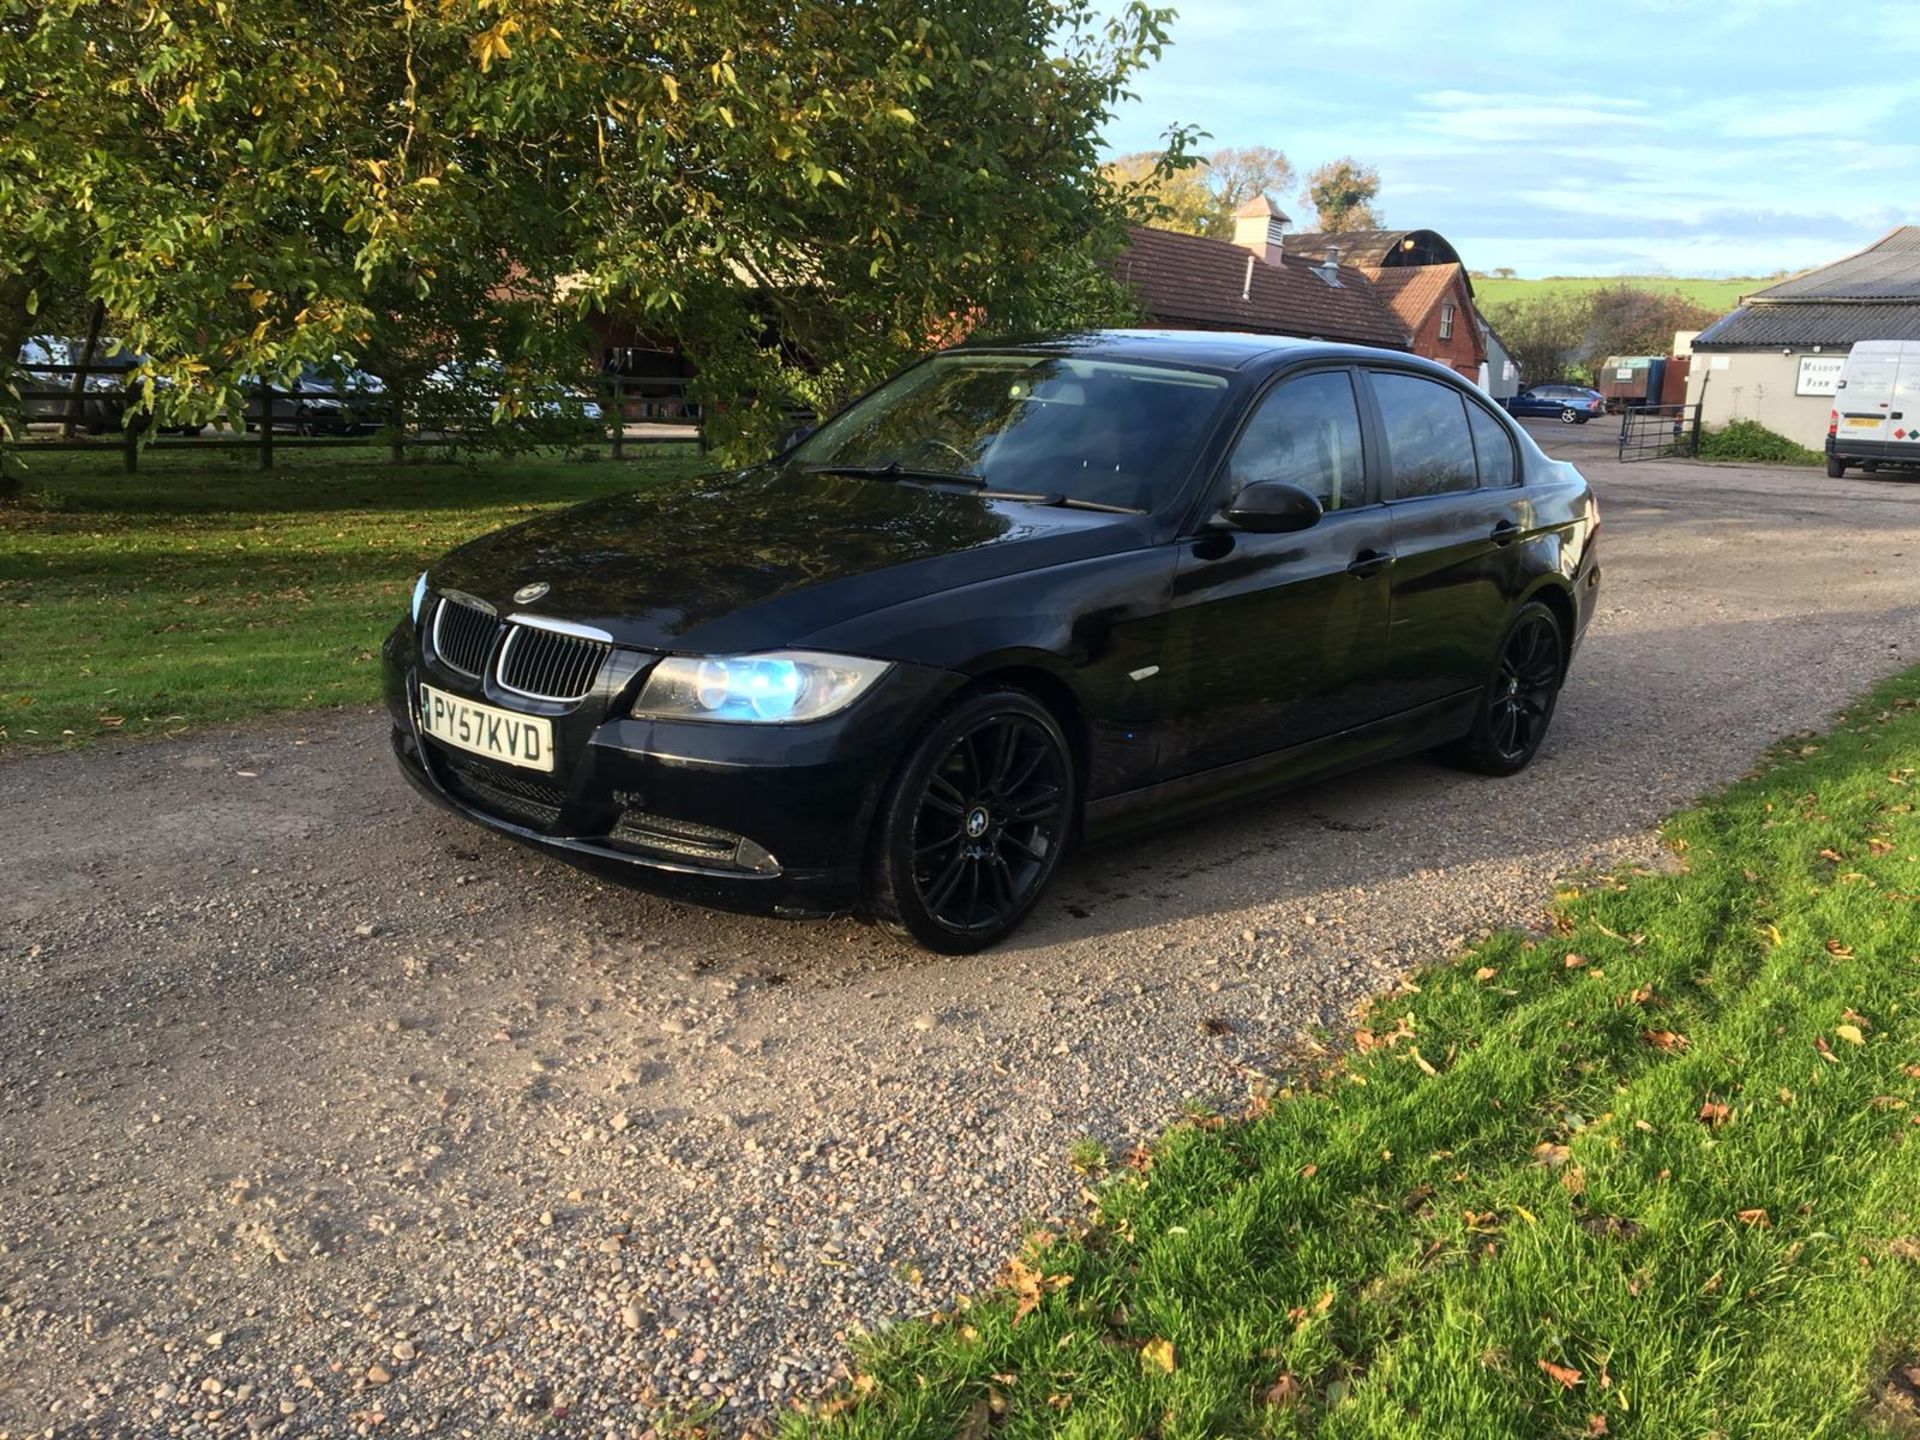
[{"xmin": 2, "ymin": 449, "xmax": 1917, "ymax": 1434}]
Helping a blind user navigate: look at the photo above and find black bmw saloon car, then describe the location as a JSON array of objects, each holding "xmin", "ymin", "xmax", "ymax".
[{"xmin": 385, "ymin": 330, "xmax": 1599, "ymax": 952}]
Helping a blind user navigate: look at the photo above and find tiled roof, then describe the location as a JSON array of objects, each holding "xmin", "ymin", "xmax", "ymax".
[
  {"xmin": 1111, "ymin": 226, "xmax": 1412, "ymax": 350},
  {"xmin": 1357, "ymin": 263, "xmax": 1462, "ymax": 332}
]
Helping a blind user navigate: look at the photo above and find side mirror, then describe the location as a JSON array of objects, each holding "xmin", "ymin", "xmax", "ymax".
[{"xmin": 1221, "ymin": 480, "xmax": 1323, "ymax": 534}]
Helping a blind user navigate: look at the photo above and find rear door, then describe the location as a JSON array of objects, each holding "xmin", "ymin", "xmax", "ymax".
[
  {"xmin": 1364, "ymin": 368, "xmax": 1527, "ymax": 712},
  {"xmin": 1836, "ymin": 349, "xmax": 1898, "ymax": 447},
  {"xmin": 1164, "ymin": 367, "xmax": 1394, "ymax": 776}
]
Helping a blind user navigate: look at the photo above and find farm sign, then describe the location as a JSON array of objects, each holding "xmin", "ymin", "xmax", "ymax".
[{"xmin": 1796, "ymin": 355, "xmax": 1844, "ymax": 396}]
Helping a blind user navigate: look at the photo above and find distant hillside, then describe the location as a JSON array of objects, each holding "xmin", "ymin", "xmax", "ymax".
[{"xmin": 1471, "ymin": 275, "xmax": 1777, "ymax": 312}]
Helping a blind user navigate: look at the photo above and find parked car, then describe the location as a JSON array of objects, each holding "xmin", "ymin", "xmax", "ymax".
[
  {"xmin": 1505, "ymin": 384, "xmax": 1606, "ymax": 424},
  {"xmin": 385, "ymin": 331, "xmax": 1601, "ymax": 952},
  {"xmin": 1825, "ymin": 339, "xmax": 1920, "ymax": 478},
  {"xmin": 419, "ymin": 362, "xmax": 603, "ymax": 430},
  {"xmin": 242, "ymin": 365, "xmax": 385, "ymax": 435},
  {"xmin": 15, "ymin": 336, "xmax": 204, "ymax": 435}
]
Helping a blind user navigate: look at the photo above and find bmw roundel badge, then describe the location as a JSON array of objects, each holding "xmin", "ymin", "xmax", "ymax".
[{"xmin": 513, "ymin": 581, "xmax": 551, "ymax": 605}]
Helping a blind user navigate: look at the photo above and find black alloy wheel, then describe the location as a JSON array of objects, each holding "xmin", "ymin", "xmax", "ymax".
[
  {"xmin": 868, "ymin": 688, "xmax": 1075, "ymax": 953},
  {"xmin": 1439, "ymin": 601, "xmax": 1565, "ymax": 776}
]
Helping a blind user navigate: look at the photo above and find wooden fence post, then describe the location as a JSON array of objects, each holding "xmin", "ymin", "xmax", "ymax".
[
  {"xmin": 258, "ymin": 382, "xmax": 275, "ymax": 471},
  {"xmin": 123, "ymin": 417, "xmax": 138, "ymax": 474},
  {"xmin": 608, "ymin": 377, "xmax": 625, "ymax": 462}
]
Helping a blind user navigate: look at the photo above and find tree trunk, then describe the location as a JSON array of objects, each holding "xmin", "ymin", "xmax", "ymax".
[
  {"xmin": 64, "ymin": 299, "xmax": 106, "ymax": 440},
  {"xmin": 0, "ymin": 272, "xmax": 38, "ymax": 500}
]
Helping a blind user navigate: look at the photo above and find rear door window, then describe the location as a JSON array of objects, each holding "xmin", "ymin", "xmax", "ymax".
[{"xmin": 1370, "ymin": 372, "xmax": 1478, "ymax": 498}]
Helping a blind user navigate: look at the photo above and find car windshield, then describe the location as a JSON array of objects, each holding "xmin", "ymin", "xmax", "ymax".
[{"xmin": 791, "ymin": 353, "xmax": 1230, "ymax": 511}]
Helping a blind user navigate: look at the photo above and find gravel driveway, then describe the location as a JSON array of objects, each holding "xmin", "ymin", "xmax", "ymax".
[{"xmin": 4, "ymin": 439, "xmax": 1918, "ymax": 1438}]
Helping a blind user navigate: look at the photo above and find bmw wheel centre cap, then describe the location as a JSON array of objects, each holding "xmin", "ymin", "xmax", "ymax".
[{"xmin": 513, "ymin": 581, "xmax": 550, "ymax": 605}]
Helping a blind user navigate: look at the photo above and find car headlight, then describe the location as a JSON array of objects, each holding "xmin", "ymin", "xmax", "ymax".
[
  {"xmin": 410, "ymin": 571, "xmax": 430, "ymax": 624},
  {"xmin": 631, "ymin": 651, "xmax": 891, "ymax": 723}
]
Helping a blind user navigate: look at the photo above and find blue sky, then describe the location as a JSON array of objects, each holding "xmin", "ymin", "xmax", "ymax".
[{"xmin": 1098, "ymin": 0, "xmax": 1920, "ymax": 277}]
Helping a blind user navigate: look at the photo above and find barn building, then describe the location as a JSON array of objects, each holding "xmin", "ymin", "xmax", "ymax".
[{"xmin": 1688, "ymin": 226, "xmax": 1920, "ymax": 448}]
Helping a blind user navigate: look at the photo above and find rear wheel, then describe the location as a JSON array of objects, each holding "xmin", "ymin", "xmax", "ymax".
[
  {"xmin": 1439, "ymin": 602, "xmax": 1565, "ymax": 776},
  {"xmin": 1828, "ymin": 455, "xmax": 1847, "ymax": 478},
  {"xmin": 1559, "ymin": 407, "xmax": 1579, "ymax": 424},
  {"xmin": 867, "ymin": 688, "xmax": 1075, "ymax": 953}
]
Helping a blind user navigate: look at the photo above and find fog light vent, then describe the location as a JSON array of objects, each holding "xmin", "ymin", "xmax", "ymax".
[{"xmin": 610, "ymin": 811, "xmax": 780, "ymax": 874}]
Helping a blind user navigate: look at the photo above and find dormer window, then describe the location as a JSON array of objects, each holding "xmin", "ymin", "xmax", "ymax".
[{"xmin": 1439, "ymin": 303, "xmax": 1456, "ymax": 340}]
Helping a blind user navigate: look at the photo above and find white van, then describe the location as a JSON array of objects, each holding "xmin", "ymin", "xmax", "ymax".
[{"xmin": 1827, "ymin": 339, "xmax": 1920, "ymax": 477}]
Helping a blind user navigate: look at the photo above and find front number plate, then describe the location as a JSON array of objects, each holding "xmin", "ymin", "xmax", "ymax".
[{"xmin": 418, "ymin": 683, "xmax": 554, "ymax": 772}]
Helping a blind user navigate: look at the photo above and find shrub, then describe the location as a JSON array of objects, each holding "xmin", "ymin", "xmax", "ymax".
[{"xmin": 1696, "ymin": 419, "xmax": 1822, "ymax": 465}]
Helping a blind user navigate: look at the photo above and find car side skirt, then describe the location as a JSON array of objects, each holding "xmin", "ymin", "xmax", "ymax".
[{"xmin": 1083, "ymin": 689, "xmax": 1479, "ymax": 841}]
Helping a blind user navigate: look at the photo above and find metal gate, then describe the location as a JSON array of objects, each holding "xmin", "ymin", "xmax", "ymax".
[{"xmin": 1618, "ymin": 403, "xmax": 1701, "ymax": 461}]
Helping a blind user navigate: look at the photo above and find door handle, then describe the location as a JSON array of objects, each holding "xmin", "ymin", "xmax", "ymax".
[
  {"xmin": 1490, "ymin": 520, "xmax": 1521, "ymax": 546},
  {"xmin": 1347, "ymin": 547, "xmax": 1394, "ymax": 578}
]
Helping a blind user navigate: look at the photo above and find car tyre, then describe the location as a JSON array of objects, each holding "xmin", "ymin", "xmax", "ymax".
[
  {"xmin": 1559, "ymin": 407, "xmax": 1580, "ymax": 424},
  {"xmin": 867, "ymin": 687, "xmax": 1076, "ymax": 954},
  {"xmin": 1438, "ymin": 601, "xmax": 1565, "ymax": 777},
  {"xmin": 1827, "ymin": 456, "xmax": 1847, "ymax": 478}
]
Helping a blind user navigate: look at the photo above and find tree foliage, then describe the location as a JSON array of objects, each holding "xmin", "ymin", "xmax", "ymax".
[
  {"xmin": 1, "ymin": 0, "xmax": 1177, "ymax": 460},
  {"xmin": 1302, "ymin": 157, "xmax": 1382, "ymax": 233},
  {"xmin": 1484, "ymin": 284, "xmax": 1721, "ymax": 384},
  {"xmin": 1102, "ymin": 143, "xmax": 1295, "ymax": 239}
]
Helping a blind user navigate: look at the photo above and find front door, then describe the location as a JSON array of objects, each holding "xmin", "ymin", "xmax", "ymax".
[{"xmin": 1165, "ymin": 368, "xmax": 1394, "ymax": 778}]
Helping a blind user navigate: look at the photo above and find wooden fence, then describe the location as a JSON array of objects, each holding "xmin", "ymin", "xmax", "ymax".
[{"xmin": 9, "ymin": 361, "xmax": 703, "ymax": 471}]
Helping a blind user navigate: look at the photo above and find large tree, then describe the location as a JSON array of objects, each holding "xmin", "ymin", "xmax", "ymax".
[
  {"xmin": 1301, "ymin": 157, "xmax": 1383, "ymax": 232},
  {"xmin": 1, "ymin": 0, "xmax": 1176, "ymax": 463},
  {"xmin": 1102, "ymin": 142, "xmax": 1295, "ymax": 239}
]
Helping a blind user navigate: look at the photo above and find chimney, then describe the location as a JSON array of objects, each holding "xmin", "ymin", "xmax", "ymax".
[
  {"xmin": 1323, "ymin": 244, "xmax": 1341, "ymax": 269},
  {"xmin": 1231, "ymin": 194, "xmax": 1290, "ymax": 264}
]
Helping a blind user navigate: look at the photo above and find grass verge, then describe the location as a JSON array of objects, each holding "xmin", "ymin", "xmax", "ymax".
[
  {"xmin": 795, "ymin": 672, "xmax": 1920, "ymax": 1439},
  {"xmin": 0, "ymin": 444, "xmax": 709, "ymax": 753}
]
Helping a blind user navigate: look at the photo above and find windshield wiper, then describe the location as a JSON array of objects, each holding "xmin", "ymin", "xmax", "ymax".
[
  {"xmin": 980, "ymin": 489, "xmax": 1145, "ymax": 515},
  {"xmin": 800, "ymin": 460, "xmax": 985, "ymax": 486}
]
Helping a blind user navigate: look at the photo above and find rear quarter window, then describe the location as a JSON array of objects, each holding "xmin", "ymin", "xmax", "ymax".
[{"xmin": 1467, "ymin": 402, "xmax": 1518, "ymax": 486}]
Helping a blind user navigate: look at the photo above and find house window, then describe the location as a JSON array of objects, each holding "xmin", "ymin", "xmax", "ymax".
[{"xmin": 1438, "ymin": 303, "xmax": 1456, "ymax": 341}]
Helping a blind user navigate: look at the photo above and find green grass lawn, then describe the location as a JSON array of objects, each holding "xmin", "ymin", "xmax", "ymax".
[
  {"xmin": 0, "ymin": 443, "xmax": 709, "ymax": 752},
  {"xmin": 1473, "ymin": 275, "xmax": 1774, "ymax": 313},
  {"xmin": 796, "ymin": 672, "xmax": 1920, "ymax": 1439}
]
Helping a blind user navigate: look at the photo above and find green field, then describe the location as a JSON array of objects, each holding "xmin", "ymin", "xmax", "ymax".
[
  {"xmin": 799, "ymin": 672, "xmax": 1920, "ymax": 1439},
  {"xmin": 0, "ymin": 444, "xmax": 709, "ymax": 752},
  {"xmin": 1472, "ymin": 274, "xmax": 1778, "ymax": 312}
]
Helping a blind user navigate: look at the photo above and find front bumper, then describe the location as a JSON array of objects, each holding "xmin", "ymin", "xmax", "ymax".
[{"xmin": 383, "ymin": 621, "xmax": 960, "ymax": 918}]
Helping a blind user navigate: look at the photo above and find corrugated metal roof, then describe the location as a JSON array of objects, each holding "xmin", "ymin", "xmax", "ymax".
[
  {"xmin": 1692, "ymin": 302, "xmax": 1920, "ymax": 349},
  {"xmin": 1111, "ymin": 226, "xmax": 1412, "ymax": 350},
  {"xmin": 1745, "ymin": 226, "xmax": 1920, "ymax": 302},
  {"xmin": 1280, "ymin": 229, "xmax": 1464, "ymax": 270}
]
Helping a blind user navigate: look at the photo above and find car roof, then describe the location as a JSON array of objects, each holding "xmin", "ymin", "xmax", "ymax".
[{"xmin": 950, "ymin": 328, "xmax": 1405, "ymax": 375}]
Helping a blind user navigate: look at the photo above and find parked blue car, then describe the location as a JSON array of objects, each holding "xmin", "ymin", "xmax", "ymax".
[{"xmin": 1505, "ymin": 384, "xmax": 1606, "ymax": 424}]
